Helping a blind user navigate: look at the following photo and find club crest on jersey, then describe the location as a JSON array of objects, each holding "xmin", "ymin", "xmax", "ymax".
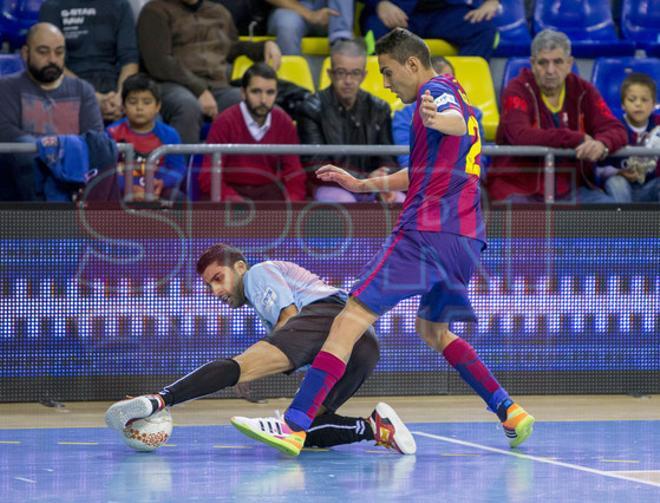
[
  {"xmin": 261, "ymin": 287, "xmax": 277, "ymax": 308},
  {"xmin": 434, "ymin": 93, "xmax": 457, "ymax": 107}
]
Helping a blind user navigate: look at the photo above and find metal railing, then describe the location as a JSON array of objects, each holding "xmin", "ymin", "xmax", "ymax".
[
  {"xmin": 145, "ymin": 144, "xmax": 660, "ymax": 204},
  {"xmin": 0, "ymin": 142, "xmax": 136, "ymax": 200},
  {"xmin": 1, "ymin": 142, "xmax": 658, "ymax": 203}
]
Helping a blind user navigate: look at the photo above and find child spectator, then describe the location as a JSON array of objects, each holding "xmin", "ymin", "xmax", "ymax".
[
  {"xmin": 603, "ymin": 73, "xmax": 660, "ymax": 203},
  {"xmin": 107, "ymin": 74, "xmax": 186, "ymax": 201}
]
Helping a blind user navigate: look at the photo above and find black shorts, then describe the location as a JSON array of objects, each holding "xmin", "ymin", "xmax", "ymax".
[{"xmin": 262, "ymin": 295, "xmax": 380, "ymax": 412}]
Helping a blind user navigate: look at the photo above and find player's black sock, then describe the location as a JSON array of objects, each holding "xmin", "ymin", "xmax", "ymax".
[
  {"xmin": 304, "ymin": 412, "xmax": 375, "ymax": 448},
  {"xmin": 159, "ymin": 358, "xmax": 241, "ymax": 406}
]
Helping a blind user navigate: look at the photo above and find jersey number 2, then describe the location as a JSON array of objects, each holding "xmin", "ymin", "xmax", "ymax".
[{"xmin": 465, "ymin": 115, "xmax": 481, "ymax": 177}]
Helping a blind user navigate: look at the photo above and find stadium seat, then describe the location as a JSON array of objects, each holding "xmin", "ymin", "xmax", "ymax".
[
  {"xmin": 500, "ymin": 57, "xmax": 579, "ymax": 99},
  {"xmin": 493, "ymin": 0, "xmax": 532, "ymax": 57},
  {"xmin": 424, "ymin": 39, "xmax": 458, "ymax": 56},
  {"xmin": 0, "ymin": 53, "xmax": 24, "ymax": 76},
  {"xmin": 231, "ymin": 55, "xmax": 315, "ymax": 92},
  {"xmin": 591, "ymin": 57, "xmax": 660, "ymax": 119},
  {"xmin": 621, "ymin": 0, "xmax": 660, "ymax": 57},
  {"xmin": 446, "ymin": 57, "xmax": 499, "ymax": 141},
  {"xmin": 238, "ymin": 36, "xmax": 331, "ymax": 56},
  {"xmin": 533, "ymin": 0, "xmax": 635, "ymax": 57},
  {"xmin": 0, "ymin": 0, "xmax": 46, "ymax": 49}
]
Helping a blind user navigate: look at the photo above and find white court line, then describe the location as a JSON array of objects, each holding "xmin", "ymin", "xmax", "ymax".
[
  {"xmin": 413, "ymin": 431, "xmax": 660, "ymax": 489},
  {"xmin": 14, "ymin": 477, "xmax": 36, "ymax": 484}
]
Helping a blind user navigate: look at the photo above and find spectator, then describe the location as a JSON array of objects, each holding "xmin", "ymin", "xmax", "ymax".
[
  {"xmin": 0, "ymin": 23, "xmax": 103, "ymax": 201},
  {"xmin": 39, "ymin": 0, "xmax": 139, "ymax": 123},
  {"xmin": 106, "ymin": 74, "xmax": 186, "ymax": 201},
  {"xmin": 137, "ymin": 0, "xmax": 282, "ymax": 144},
  {"xmin": 198, "ymin": 63, "xmax": 306, "ymax": 201},
  {"xmin": 361, "ymin": 0, "xmax": 499, "ymax": 59},
  {"xmin": 392, "ymin": 55, "xmax": 486, "ymax": 171},
  {"xmin": 489, "ymin": 29, "xmax": 627, "ymax": 203},
  {"xmin": 601, "ymin": 73, "xmax": 660, "ymax": 203},
  {"xmin": 297, "ymin": 39, "xmax": 401, "ymax": 202},
  {"xmin": 266, "ymin": 0, "xmax": 354, "ymax": 55}
]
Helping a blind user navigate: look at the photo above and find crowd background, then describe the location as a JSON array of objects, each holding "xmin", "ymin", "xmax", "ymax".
[{"xmin": 0, "ymin": 0, "xmax": 658, "ymax": 203}]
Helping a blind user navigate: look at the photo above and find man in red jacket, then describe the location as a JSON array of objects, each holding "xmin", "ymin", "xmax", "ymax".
[
  {"xmin": 198, "ymin": 63, "xmax": 307, "ymax": 201},
  {"xmin": 489, "ymin": 29, "xmax": 627, "ymax": 203}
]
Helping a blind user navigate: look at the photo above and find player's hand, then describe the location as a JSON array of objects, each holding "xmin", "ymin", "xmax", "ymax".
[
  {"xmin": 198, "ymin": 89, "xmax": 218, "ymax": 119},
  {"xmin": 464, "ymin": 0, "xmax": 500, "ymax": 23},
  {"xmin": 420, "ymin": 89, "xmax": 440, "ymax": 128},
  {"xmin": 316, "ymin": 164, "xmax": 364, "ymax": 192},
  {"xmin": 379, "ymin": 191, "xmax": 398, "ymax": 203},
  {"xmin": 376, "ymin": 1, "xmax": 408, "ymax": 29},
  {"xmin": 576, "ymin": 138, "xmax": 608, "ymax": 162},
  {"xmin": 264, "ymin": 41, "xmax": 282, "ymax": 71},
  {"xmin": 305, "ymin": 7, "xmax": 339, "ymax": 27}
]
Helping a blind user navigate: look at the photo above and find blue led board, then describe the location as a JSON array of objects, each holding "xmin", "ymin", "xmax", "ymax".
[{"xmin": 0, "ymin": 205, "xmax": 657, "ymax": 400}]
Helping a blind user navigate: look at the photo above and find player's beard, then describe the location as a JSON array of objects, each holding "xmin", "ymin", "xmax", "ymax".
[{"xmin": 227, "ymin": 276, "xmax": 247, "ymax": 309}]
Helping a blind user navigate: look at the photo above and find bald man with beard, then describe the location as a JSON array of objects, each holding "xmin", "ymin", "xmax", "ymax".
[{"xmin": 0, "ymin": 23, "xmax": 103, "ymax": 200}]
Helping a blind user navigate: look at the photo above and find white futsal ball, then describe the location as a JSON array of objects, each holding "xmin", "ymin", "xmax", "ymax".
[{"xmin": 122, "ymin": 409, "xmax": 173, "ymax": 452}]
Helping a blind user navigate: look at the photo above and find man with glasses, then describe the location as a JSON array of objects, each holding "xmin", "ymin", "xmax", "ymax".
[{"xmin": 297, "ymin": 39, "xmax": 403, "ymax": 203}]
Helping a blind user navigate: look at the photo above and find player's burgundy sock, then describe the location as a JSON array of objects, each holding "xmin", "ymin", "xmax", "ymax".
[
  {"xmin": 284, "ymin": 351, "xmax": 346, "ymax": 431},
  {"xmin": 443, "ymin": 338, "xmax": 511, "ymax": 417}
]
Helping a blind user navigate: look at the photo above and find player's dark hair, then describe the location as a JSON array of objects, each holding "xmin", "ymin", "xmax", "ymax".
[
  {"xmin": 196, "ymin": 244, "xmax": 248, "ymax": 274},
  {"xmin": 375, "ymin": 28, "xmax": 432, "ymax": 69},
  {"xmin": 241, "ymin": 62, "xmax": 278, "ymax": 89},
  {"xmin": 121, "ymin": 73, "xmax": 161, "ymax": 103},
  {"xmin": 621, "ymin": 72, "xmax": 657, "ymax": 103}
]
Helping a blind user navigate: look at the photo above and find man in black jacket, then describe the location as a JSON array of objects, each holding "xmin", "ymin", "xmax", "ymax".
[{"xmin": 297, "ymin": 39, "xmax": 403, "ymax": 202}]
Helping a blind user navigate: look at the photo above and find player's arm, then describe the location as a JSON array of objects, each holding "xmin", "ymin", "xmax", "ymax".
[
  {"xmin": 317, "ymin": 166, "xmax": 409, "ymax": 192},
  {"xmin": 419, "ymin": 90, "xmax": 467, "ymax": 136},
  {"xmin": 274, "ymin": 304, "xmax": 299, "ymax": 330}
]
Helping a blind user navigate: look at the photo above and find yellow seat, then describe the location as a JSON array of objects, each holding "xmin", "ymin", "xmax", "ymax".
[
  {"xmin": 425, "ymin": 39, "xmax": 459, "ymax": 56},
  {"xmin": 301, "ymin": 37, "xmax": 330, "ymax": 55},
  {"xmin": 446, "ymin": 56, "xmax": 499, "ymax": 141},
  {"xmin": 231, "ymin": 55, "xmax": 315, "ymax": 92},
  {"xmin": 318, "ymin": 56, "xmax": 403, "ymax": 111},
  {"xmin": 238, "ymin": 36, "xmax": 275, "ymax": 43}
]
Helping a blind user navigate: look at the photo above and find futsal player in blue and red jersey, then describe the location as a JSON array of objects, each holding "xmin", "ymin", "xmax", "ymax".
[{"xmin": 232, "ymin": 28, "xmax": 535, "ymax": 456}]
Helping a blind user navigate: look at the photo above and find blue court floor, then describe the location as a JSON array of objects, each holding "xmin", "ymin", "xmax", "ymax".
[{"xmin": 1, "ymin": 420, "xmax": 659, "ymax": 502}]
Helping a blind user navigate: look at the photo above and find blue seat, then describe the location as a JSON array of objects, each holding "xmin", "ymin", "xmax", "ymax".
[
  {"xmin": 493, "ymin": 0, "xmax": 532, "ymax": 57},
  {"xmin": 0, "ymin": 53, "xmax": 24, "ymax": 75},
  {"xmin": 500, "ymin": 57, "xmax": 579, "ymax": 99},
  {"xmin": 621, "ymin": 0, "xmax": 660, "ymax": 57},
  {"xmin": 533, "ymin": 0, "xmax": 635, "ymax": 57},
  {"xmin": 591, "ymin": 57, "xmax": 660, "ymax": 120},
  {"xmin": 0, "ymin": 0, "xmax": 46, "ymax": 49}
]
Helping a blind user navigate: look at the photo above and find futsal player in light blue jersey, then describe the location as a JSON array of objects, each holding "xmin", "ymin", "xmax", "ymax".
[{"xmin": 106, "ymin": 244, "xmax": 416, "ymax": 454}]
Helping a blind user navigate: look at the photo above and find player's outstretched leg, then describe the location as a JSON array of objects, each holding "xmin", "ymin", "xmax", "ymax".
[
  {"xmin": 232, "ymin": 402, "xmax": 416, "ymax": 455},
  {"xmin": 106, "ymin": 358, "xmax": 241, "ymax": 431},
  {"xmin": 105, "ymin": 394, "xmax": 165, "ymax": 431}
]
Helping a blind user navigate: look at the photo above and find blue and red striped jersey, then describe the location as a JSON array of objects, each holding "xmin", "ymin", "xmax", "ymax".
[{"xmin": 396, "ymin": 75, "xmax": 486, "ymax": 245}]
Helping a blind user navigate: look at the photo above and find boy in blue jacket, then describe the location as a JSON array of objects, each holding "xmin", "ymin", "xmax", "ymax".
[{"xmin": 107, "ymin": 73, "xmax": 185, "ymax": 200}]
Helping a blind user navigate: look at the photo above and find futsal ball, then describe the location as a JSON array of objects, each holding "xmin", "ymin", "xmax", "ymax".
[{"xmin": 122, "ymin": 409, "xmax": 173, "ymax": 452}]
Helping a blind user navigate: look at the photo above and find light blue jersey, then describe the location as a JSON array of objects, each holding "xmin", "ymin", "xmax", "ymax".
[{"xmin": 243, "ymin": 261, "xmax": 346, "ymax": 331}]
